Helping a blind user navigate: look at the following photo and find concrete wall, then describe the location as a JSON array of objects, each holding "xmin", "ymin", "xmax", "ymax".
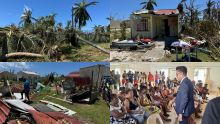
[
  {"xmin": 130, "ymin": 14, "xmax": 152, "ymax": 38},
  {"xmin": 111, "ymin": 62, "xmax": 220, "ymax": 94},
  {"xmin": 131, "ymin": 14, "xmax": 179, "ymax": 38}
]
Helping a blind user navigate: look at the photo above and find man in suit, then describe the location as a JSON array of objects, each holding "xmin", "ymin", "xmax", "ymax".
[{"xmin": 175, "ymin": 66, "xmax": 195, "ymax": 124}]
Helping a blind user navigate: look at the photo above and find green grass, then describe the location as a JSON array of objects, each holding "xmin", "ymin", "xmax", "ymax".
[
  {"xmin": 65, "ymin": 43, "xmax": 110, "ymax": 62},
  {"xmin": 32, "ymin": 90, "xmax": 109, "ymax": 124}
]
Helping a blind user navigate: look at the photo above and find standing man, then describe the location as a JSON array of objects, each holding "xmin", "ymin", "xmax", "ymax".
[
  {"xmin": 21, "ymin": 78, "xmax": 30, "ymax": 101},
  {"xmin": 175, "ymin": 66, "xmax": 195, "ymax": 124}
]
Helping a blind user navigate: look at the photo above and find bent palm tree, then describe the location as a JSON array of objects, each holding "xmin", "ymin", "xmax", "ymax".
[
  {"xmin": 72, "ymin": 0, "xmax": 98, "ymax": 30},
  {"xmin": 177, "ymin": 0, "xmax": 186, "ymax": 14},
  {"xmin": 204, "ymin": 0, "xmax": 215, "ymax": 20},
  {"xmin": 20, "ymin": 6, "xmax": 38, "ymax": 28},
  {"xmin": 141, "ymin": 0, "xmax": 157, "ymax": 10}
]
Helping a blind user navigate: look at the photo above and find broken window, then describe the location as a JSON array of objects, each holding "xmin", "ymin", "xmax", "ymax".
[{"xmin": 136, "ymin": 18, "xmax": 148, "ymax": 31}]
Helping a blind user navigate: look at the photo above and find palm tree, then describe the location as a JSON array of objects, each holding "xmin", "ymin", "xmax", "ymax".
[
  {"xmin": 19, "ymin": 6, "xmax": 38, "ymax": 28},
  {"xmin": 72, "ymin": 0, "xmax": 98, "ymax": 30},
  {"xmin": 177, "ymin": 0, "xmax": 186, "ymax": 14},
  {"xmin": 140, "ymin": 0, "xmax": 157, "ymax": 10},
  {"xmin": 204, "ymin": 0, "xmax": 215, "ymax": 20}
]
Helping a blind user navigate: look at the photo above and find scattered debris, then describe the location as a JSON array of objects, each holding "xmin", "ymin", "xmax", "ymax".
[
  {"xmin": 40, "ymin": 100, "xmax": 76, "ymax": 115},
  {"xmin": 110, "ymin": 41, "xmax": 165, "ymax": 62},
  {"xmin": 0, "ymin": 99, "xmax": 10, "ymax": 124}
]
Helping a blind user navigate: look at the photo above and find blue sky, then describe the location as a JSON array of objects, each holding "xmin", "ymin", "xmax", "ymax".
[
  {"xmin": 0, "ymin": 0, "xmax": 109, "ymax": 31},
  {"xmin": 110, "ymin": 0, "xmax": 212, "ymax": 20},
  {"xmin": 0, "ymin": 62, "xmax": 109, "ymax": 76}
]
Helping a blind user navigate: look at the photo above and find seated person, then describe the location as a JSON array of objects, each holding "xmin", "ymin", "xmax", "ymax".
[
  {"xmin": 151, "ymin": 87, "xmax": 170, "ymax": 117},
  {"xmin": 124, "ymin": 89, "xmax": 150, "ymax": 124},
  {"xmin": 140, "ymin": 87, "xmax": 171, "ymax": 122},
  {"xmin": 133, "ymin": 84, "xmax": 139, "ymax": 99},
  {"xmin": 161, "ymin": 85, "xmax": 173, "ymax": 100},
  {"xmin": 110, "ymin": 94, "xmax": 136, "ymax": 124},
  {"xmin": 202, "ymin": 84, "xmax": 209, "ymax": 100}
]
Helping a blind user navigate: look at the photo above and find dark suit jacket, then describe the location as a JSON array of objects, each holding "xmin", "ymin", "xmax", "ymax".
[
  {"xmin": 175, "ymin": 77, "xmax": 195, "ymax": 117},
  {"xmin": 202, "ymin": 97, "xmax": 220, "ymax": 124}
]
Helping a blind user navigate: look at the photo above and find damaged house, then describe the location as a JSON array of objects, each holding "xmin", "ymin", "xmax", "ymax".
[{"xmin": 130, "ymin": 9, "xmax": 181, "ymax": 39}]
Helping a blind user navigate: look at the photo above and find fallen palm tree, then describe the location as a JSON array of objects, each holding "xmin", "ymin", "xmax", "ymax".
[
  {"xmin": 77, "ymin": 35, "xmax": 110, "ymax": 54},
  {"xmin": 5, "ymin": 52, "xmax": 44, "ymax": 58},
  {"xmin": 0, "ymin": 52, "xmax": 45, "ymax": 61}
]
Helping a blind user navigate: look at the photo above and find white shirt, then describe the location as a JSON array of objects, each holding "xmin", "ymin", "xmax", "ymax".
[{"xmin": 180, "ymin": 76, "xmax": 187, "ymax": 84}]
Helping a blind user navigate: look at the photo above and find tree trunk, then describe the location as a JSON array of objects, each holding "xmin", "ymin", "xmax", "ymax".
[
  {"xmin": 0, "ymin": 52, "xmax": 44, "ymax": 61},
  {"xmin": 1, "ymin": 34, "xmax": 8, "ymax": 62},
  {"xmin": 77, "ymin": 35, "xmax": 110, "ymax": 54}
]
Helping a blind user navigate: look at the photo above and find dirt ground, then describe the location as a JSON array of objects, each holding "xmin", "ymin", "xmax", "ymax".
[{"xmin": 110, "ymin": 42, "xmax": 168, "ymax": 62}]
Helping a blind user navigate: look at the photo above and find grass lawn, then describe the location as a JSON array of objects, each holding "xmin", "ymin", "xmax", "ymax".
[
  {"xmin": 65, "ymin": 43, "xmax": 110, "ymax": 62},
  {"xmin": 32, "ymin": 90, "xmax": 109, "ymax": 124}
]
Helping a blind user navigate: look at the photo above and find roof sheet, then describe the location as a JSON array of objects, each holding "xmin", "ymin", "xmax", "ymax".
[{"xmin": 0, "ymin": 100, "xmax": 11, "ymax": 124}]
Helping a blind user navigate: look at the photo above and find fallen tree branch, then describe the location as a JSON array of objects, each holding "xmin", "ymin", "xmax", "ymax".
[{"xmin": 77, "ymin": 35, "xmax": 110, "ymax": 54}]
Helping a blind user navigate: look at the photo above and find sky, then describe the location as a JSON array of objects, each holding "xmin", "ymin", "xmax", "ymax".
[
  {"xmin": 0, "ymin": 0, "xmax": 216, "ymax": 30},
  {"xmin": 0, "ymin": 0, "xmax": 109, "ymax": 31},
  {"xmin": 110, "ymin": 0, "xmax": 214, "ymax": 20},
  {"xmin": 0, "ymin": 62, "xmax": 109, "ymax": 76}
]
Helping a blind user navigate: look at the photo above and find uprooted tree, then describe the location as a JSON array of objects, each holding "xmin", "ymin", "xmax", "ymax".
[
  {"xmin": 0, "ymin": 2, "xmax": 110, "ymax": 62},
  {"xmin": 177, "ymin": 0, "xmax": 220, "ymax": 57}
]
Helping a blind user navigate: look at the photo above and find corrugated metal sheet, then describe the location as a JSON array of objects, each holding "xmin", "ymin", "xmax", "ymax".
[
  {"xmin": 28, "ymin": 110, "xmax": 57, "ymax": 124},
  {"xmin": 4, "ymin": 100, "xmax": 35, "ymax": 111},
  {"xmin": 28, "ymin": 110, "xmax": 83, "ymax": 124},
  {"xmin": 0, "ymin": 100, "xmax": 11, "ymax": 124}
]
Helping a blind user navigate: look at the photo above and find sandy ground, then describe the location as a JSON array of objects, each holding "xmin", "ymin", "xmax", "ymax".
[{"xmin": 110, "ymin": 42, "xmax": 167, "ymax": 62}]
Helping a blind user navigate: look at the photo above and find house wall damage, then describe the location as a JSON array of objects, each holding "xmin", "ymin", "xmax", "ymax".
[{"xmin": 130, "ymin": 9, "xmax": 180, "ymax": 39}]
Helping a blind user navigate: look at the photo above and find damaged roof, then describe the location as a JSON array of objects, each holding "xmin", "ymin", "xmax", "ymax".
[
  {"xmin": 21, "ymin": 71, "xmax": 39, "ymax": 75},
  {"xmin": 133, "ymin": 9, "xmax": 179, "ymax": 15},
  {"xmin": 0, "ymin": 99, "xmax": 11, "ymax": 124}
]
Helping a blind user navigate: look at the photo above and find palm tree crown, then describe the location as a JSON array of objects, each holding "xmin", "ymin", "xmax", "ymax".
[
  {"xmin": 140, "ymin": 0, "xmax": 157, "ymax": 10},
  {"xmin": 72, "ymin": 0, "xmax": 98, "ymax": 30}
]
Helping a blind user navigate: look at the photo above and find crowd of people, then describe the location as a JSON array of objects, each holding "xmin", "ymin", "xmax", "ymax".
[{"xmin": 109, "ymin": 68, "xmax": 210, "ymax": 124}]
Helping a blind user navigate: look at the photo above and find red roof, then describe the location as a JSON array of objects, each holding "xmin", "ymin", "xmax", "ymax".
[
  {"xmin": 67, "ymin": 72, "xmax": 80, "ymax": 78},
  {"xmin": 28, "ymin": 110, "xmax": 84, "ymax": 124},
  {"xmin": 0, "ymin": 100, "xmax": 11, "ymax": 124},
  {"xmin": 28, "ymin": 110, "xmax": 57, "ymax": 123},
  {"xmin": 154, "ymin": 9, "xmax": 179, "ymax": 15}
]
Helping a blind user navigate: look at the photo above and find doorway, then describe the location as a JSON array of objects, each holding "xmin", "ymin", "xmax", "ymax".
[{"xmin": 164, "ymin": 19, "xmax": 170, "ymax": 36}]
